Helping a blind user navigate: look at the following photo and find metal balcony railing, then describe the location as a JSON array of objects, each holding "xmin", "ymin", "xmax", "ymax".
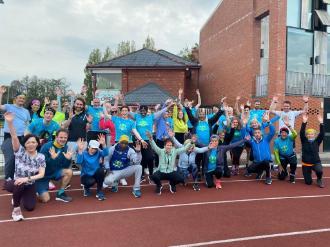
[
  {"xmin": 286, "ymin": 71, "xmax": 330, "ymax": 97},
  {"xmin": 256, "ymin": 74, "xmax": 268, "ymax": 97}
]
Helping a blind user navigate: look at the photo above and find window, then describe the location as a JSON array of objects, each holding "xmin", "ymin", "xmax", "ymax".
[
  {"xmin": 287, "ymin": 27, "xmax": 314, "ymax": 73},
  {"xmin": 287, "ymin": 0, "xmax": 301, "ymax": 28},
  {"xmin": 328, "ymin": 36, "xmax": 330, "ymax": 74},
  {"xmin": 96, "ymin": 73, "xmax": 122, "ymax": 90}
]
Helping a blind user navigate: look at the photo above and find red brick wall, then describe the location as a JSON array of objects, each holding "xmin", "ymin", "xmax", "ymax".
[{"xmin": 122, "ymin": 69, "xmax": 186, "ymax": 98}]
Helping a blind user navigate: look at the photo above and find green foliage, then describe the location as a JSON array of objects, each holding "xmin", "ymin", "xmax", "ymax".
[
  {"xmin": 116, "ymin": 40, "xmax": 136, "ymax": 57},
  {"xmin": 143, "ymin": 35, "xmax": 156, "ymax": 50},
  {"xmin": 178, "ymin": 43, "xmax": 199, "ymax": 62}
]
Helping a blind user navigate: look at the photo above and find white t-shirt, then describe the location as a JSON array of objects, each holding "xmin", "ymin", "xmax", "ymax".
[{"xmin": 273, "ymin": 110, "xmax": 303, "ymax": 133}]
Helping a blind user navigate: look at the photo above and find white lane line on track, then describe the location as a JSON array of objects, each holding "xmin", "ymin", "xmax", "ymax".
[
  {"xmin": 1, "ymin": 194, "xmax": 330, "ymax": 223},
  {"xmin": 1, "ymin": 176, "xmax": 329, "ymax": 198},
  {"xmin": 169, "ymin": 228, "xmax": 330, "ymax": 247}
]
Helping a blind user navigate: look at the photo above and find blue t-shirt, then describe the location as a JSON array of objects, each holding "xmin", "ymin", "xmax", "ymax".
[
  {"xmin": 135, "ymin": 114, "xmax": 154, "ymax": 140},
  {"xmin": 28, "ymin": 119, "xmax": 60, "ymax": 140},
  {"xmin": 249, "ymin": 109, "xmax": 266, "ymax": 125},
  {"xmin": 3, "ymin": 104, "xmax": 30, "ymax": 136},
  {"xmin": 196, "ymin": 121, "xmax": 210, "ymax": 146},
  {"xmin": 216, "ymin": 115, "xmax": 227, "ymax": 133},
  {"xmin": 77, "ymin": 148, "xmax": 109, "ymax": 176},
  {"xmin": 207, "ymin": 149, "xmax": 217, "ymax": 172},
  {"xmin": 274, "ymin": 137, "xmax": 294, "ymax": 157},
  {"xmin": 112, "ymin": 116, "xmax": 136, "ymax": 142},
  {"xmin": 31, "ymin": 112, "xmax": 41, "ymax": 122},
  {"xmin": 87, "ymin": 106, "xmax": 103, "ymax": 131}
]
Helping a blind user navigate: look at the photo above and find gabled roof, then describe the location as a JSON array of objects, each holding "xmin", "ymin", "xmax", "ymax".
[
  {"xmin": 124, "ymin": 83, "xmax": 174, "ymax": 105},
  {"xmin": 87, "ymin": 48, "xmax": 200, "ymax": 69}
]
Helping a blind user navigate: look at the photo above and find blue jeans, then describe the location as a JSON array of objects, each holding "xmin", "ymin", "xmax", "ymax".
[{"xmin": 178, "ymin": 164, "xmax": 198, "ymax": 183}]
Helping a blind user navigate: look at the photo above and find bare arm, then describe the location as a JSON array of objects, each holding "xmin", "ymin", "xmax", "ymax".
[
  {"xmin": 4, "ymin": 112, "xmax": 20, "ymax": 152},
  {"xmin": 195, "ymin": 89, "xmax": 201, "ymax": 109}
]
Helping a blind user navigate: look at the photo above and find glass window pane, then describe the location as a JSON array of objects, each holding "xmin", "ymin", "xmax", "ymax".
[
  {"xmin": 287, "ymin": 28, "xmax": 313, "ymax": 73},
  {"xmin": 287, "ymin": 0, "xmax": 301, "ymax": 28},
  {"xmin": 96, "ymin": 73, "xmax": 122, "ymax": 90}
]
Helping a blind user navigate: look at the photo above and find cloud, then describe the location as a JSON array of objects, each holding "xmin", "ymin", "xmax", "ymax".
[{"xmin": 0, "ymin": 0, "xmax": 219, "ymax": 91}]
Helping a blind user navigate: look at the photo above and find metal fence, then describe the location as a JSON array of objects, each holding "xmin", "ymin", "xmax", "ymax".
[{"xmin": 286, "ymin": 71, "xmax": 330, "ymax": 96}]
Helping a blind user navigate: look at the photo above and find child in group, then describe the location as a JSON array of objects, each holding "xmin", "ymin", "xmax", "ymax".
[
  {"xmin": 274, "ymin": 117, "xmax": 298, "ymax": 183},
  {"xmin": 76, "ymin": 134, "xmax": 109, "ymax": 200},
  {"xmin": 300, "ymin": 113, "xmax": 325, "ymax": 188},
  {"xmin": 146, "ymin": 131, "xmax": 192, "ymax": 195},
  {"xmin": 168, "ymin": 130, "xmax": 209, "ymax": 191}
]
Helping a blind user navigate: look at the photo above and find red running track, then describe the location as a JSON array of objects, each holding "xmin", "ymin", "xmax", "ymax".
[{"xmin": 1, "ymin": 168, "xmax": 330, "ymax": 247}]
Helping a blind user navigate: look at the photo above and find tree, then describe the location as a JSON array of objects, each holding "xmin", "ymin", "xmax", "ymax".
[
  {"xmin": 143, "ymin": 35, "xmax": 156, "ymax": 50},
  {"xmin": 102, "ymin": 46, "xmax": 114, "ymax": 62},
  {"xmin": 178, "ymin": 43, "xmax": 199, "ymax": 62},
  {"xmin": 115, "ymin": 40, "xmax": 136, "ymax": 57}
]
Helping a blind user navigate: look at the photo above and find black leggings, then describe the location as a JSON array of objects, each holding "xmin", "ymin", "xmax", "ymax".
[
  {"xmin": 247, "ymin": 161, "xmax": 271, "ymax": 178},
  {"xmin": 151, "ymin": 170, "xmax": 184, "ymax": 187},
  {"xmin": 141, "ymin": 140, "xmax": 155, "ymax": 175},
  {"xmin": 5, "ymin": 180, "xmax": 36, "ymax": 211},
  {"xmin": 175, "ymin": 133, "xmax": 185, "ymax": 144},
  {"xmin": 81, "ymin": 168, "xmax": 105, "ymax": 191},
  {"xmin": 302, "ymin": 164, "xmax": 323, "ymax": 185},
  {"xmin": 231, "ymin": 146, "xmax": 244, "ymax": 166},
  {"xmin": 278, "ymin": 154, "xmax": 297, "ymax": 180},
  {"xmin": 205, "ymin": 168, "xmax": 223, "ymax": 188}
]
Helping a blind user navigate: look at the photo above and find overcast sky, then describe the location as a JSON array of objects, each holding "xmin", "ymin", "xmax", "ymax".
[{"xmin": 0, "ymin": 0, "xmax": 219, "ymax": 92}]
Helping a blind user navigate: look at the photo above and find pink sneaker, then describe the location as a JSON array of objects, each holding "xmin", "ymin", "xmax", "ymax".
[
  {"xmin": 215, "ymin": 179, "xmax": 222, "ymax": 189},
  {"xmin": 49, "ymin": 181, "xmax": 56, "ymax": 191}
]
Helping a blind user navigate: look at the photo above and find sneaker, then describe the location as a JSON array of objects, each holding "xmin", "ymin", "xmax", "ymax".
[
  {"xmin": 48, "ymin": 181, "xmax": 56, "ymax": 191},
  {"xmin": 169, "ymin": 184, "xmax": 176, "ymax": 194},
  {"xmin": 56, "ymin": 192, "xmax": 72, "ymax": 202},
  {"xmin": 144, "ymin": 168, "xmax": 150, "ymax": 175},
  {"xmin": 12, "ymin": 207, "xmax": 24, "ymax": 222},
  {"xmin": 111, "ymin": 185, "xmax": 119, "ymax": 193},
  {"xmin": 289, "ymin": 175, "xmax": 295, "ymax": 184},
  {"xmin": 244, "ymin": 168, "xmax": 252, "ymax": 177},
  {"xmin": 83, "ymin": 188, "xmax": 91, "ymax": 197},
  {"xmin": 120, "ymin": 178, "xmax": 128, "ymax": 186},
  {"xmin": 155, "ymin": 185, "xmax": 163, "ymax": 195},
  {"xmin": 265, "ymin": 177, "xmax": 272, "ymax": 185},
  {"xmin": 215, "ymin": 179, "xmax": 222, "ymax": 189},
  {"xmin": 65, "ymin": 183, "xmax": 71, "ymax": 190},
  {"xmin": 193, "ymin": 183, "xmax": 200, "ymax": 191},
  {"xmin": 96, "ymin": 191, "xmax": 106, "ymax": 201},
  {"xmin": 132, "ymin": 189, "xmax": 142, "ymax": 198},
  {"xmin": 317, "ymin": 178, "xmax": 325, "ymax": 188},
  {"xmin": 72, "ymin": 164, "xmax": 80, "ymax": 170}
]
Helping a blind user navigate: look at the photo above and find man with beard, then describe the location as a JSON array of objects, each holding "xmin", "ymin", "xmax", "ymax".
[{"xmin": 0, "ymin": 87, "xmax": 31, "ymax": 180}]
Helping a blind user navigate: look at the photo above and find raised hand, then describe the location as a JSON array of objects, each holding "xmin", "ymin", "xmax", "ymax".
[
  {"xmin": 196, "ymin": 89, "xmax": 200, "ymax": 95},
  {"xmin": 241, "ymin": 115, "xmax": 248, "ymax": 126},
  {"xmin": 63, "ymin": 149, "xmax": 74, "ymax": 160},
  {"xmin": 220, "ymin": 96, "xmax": 227, "ymax": 103},
  {"xmin": 77, "ymin": 138, "xmax": 85, "ymax": 152},
  {"xmin": 146, "ymin": 131, "xmax": 153, "ymax": 140},
  {"xmin": 44, "ymin": 97, "xmax": 50, "ymax": 105},
  {"xmin": 55, "ymin": 87, "xmax": 62, "ymax": 96},
  {"xmin": 49, "ymin": 147, "xmax": 59, "ymax": 159},
  {"xmin": 272, "ymin": 95, "xmax": 279, "ymax": 102},
  {"xmin": 244, "ymin": 135, "xmax": 251, "ymax": 141},
  {"xmin": 302, "ymin": 113, "xmax": 308, "ymax": 123},
  {"xmin": 303, "ymin": 95, "xmax": 309, "ymax": 103},
  {"xmin": 282, "ymin": 115, "xmax": 290, "ymax": 127},
  {"xmin": 246, "ymin": 100, "xmax": 251, "ymax": 107},
  {"xmin": 140, "ymin": 140, "xmax": 148, "ymax": 149},
  {"xmin": 262, "ymin": 111, "xmax": 270, "ymax": 122},
  {"xmin": 317, "ymin": 114, "xmax": 323, "ymax": 124},
  {"xmin": 178, "ymin": 88, "xmax": 183, "ymax": 95},
  {"xmin": 0, "ymin": 86, "xmax": 7, "ymax": 95},
  {"xmin": 4, "ymin": 112, "xmax": 14, "ymax": 123},
  {"xmin": 86, "ymin": 114, "xmax": 93, "ymax": 123},
  {"xmin": 167, "ymin": 128, "xmax": 175, "ymax": 138},
  {"xmin": 97, "ymin": 134, "xmax": 106, "ymax": 146},
  {"xmin": 236, "ymin": 96, "xmax": 240, "ymax": 102}
]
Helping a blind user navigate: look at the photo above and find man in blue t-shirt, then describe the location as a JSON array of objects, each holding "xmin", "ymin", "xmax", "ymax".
[
  {"xmin": 87, "ymin": 98, "xmax": 103, "ymax": 131},
  {"xmin": 0, "ymin": 88, "xmax": 31, "ymax": 179},
  {"xmin": 27, "ymin": 108, "xmax": 60, "ymax": 144}
]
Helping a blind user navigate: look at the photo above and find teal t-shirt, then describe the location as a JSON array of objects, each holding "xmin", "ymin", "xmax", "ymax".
[
  {"xmin": 87, "ymin": 106, "xmax": 103, "ymax": 131},
  {"xmin": 196, "ymin": 121, "xmax": 210, "ymax": 146},
  {"xmin": 274, "ymin": 137, "xmax": 294, "ymax": 157},
  {"xmin": 135, "ymin": 114, "xmax": 154, "ymax": 140},
  {"xmin": 207, "ymin": 149, "xmax": 217, "ymax": 172},
  {"xmin": 112, "ymin": 116, "xmax": 136, "ymax": 142},
  {"xmin": 28, "ymin": 119, "xmax": 60, "ymax": 141}
]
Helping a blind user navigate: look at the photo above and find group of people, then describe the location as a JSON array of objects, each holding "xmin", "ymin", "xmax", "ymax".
[{"xmin": 0, "ymin": 85, "xmax": 325, "ymax": 222}]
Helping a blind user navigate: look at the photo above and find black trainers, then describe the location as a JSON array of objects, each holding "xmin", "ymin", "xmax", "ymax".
[
  {"xmin": 71, "ymin": 164, "xmax": 80, "ymax": 171},
  {"xmin": 169, "ymin": 184, "xmax": 176, "ymax": 193},
  {"xmin": 193, "ymin": 183, "xmax": 200, "ymax": 191},
  {"xmin": 56, "ymin": 192, "xmax": 72, "ymax": 202},
  {"xmin": 155, "ymin": 185, "xmax": 163, "ymax": 195},
  {"xmin": 317, "ymin": 178, "xmax": 325, "ymax": 188},
  {"xmin": 265, "ymin": 177, "xmax": 272, "ymax": 185},
  {"xmin": 289, "ymin": 175, "xmax": 295, "ymax": 184}
]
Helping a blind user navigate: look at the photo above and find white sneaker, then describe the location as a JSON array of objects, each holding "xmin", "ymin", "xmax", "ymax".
[
  {"xmin": 120, "ymin": 178, "xmax": 128, "ymax": 186},
  {"xmin": 144, "ymin": 168, "xmax": 150, "ymax": 175},
  {"xmin": 48, "ymin": 181, "xmax": 56, "ymax": 190},
  {"xmin": 12, "ymin": 207, "xmax": 24, "ymax": 222}
]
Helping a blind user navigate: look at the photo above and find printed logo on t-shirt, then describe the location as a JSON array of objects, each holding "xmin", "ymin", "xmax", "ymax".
[
  {"xmin": 137, "ymin": 120, "xmax": 148, "ymax": 127},
  {"xmin": 119, "ymin": 123, "xmax": 127, "ymax": 131}
]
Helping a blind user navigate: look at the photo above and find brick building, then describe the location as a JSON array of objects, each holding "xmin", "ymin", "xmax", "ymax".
[
  {"xmin": 87, "ymin": 48, "xmax": 200, "ymax": 104},
  {"xmin": 199, "ymin": 0, "xmax": 330, "ymax": 151}
]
